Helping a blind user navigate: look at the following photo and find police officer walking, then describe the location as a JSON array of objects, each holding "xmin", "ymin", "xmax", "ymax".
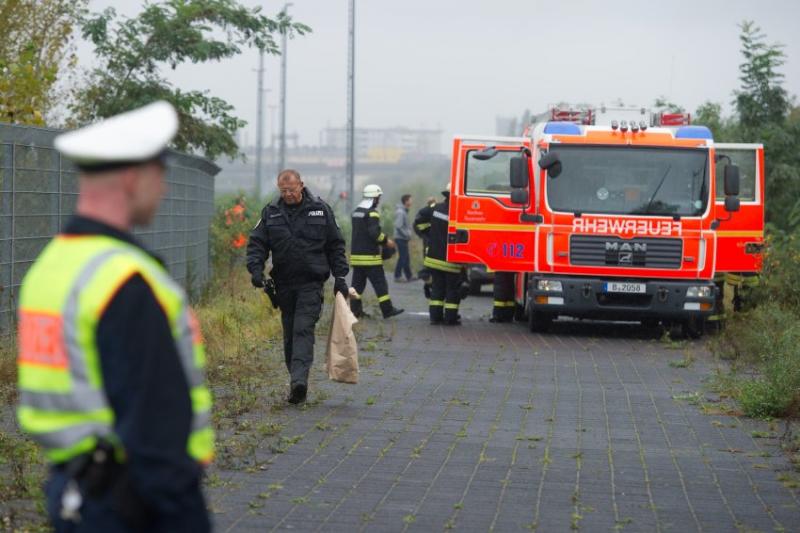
[
  {"xmin": 415, "ymin": 184, "xmax": 463, "ymax": 325},
  {"xmin": 349, "ymin": 184, "xmax": 404, "ymax": 319},
  {"xmin": 17, "ymin": 101, "xmax": 214, "ymax": 532},
  {"xmin": 491, "ymin": 272, "xmax": 516, "ymax": 323},
  {"xmin": 247, "ymin": 169, "xmax": 349, "ymax": 404}
]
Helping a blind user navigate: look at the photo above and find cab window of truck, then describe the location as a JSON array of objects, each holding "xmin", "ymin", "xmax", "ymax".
[
  {"xmin": 465, "ymin": 150, "xmax": 513, "ymax": 196},
  {"xmin": 546, "ymin": 146, "xmax": 709, "ymax": 217},
  {"xmin": 715, "ymin": 149, "xmax": 757, "ymax": 202}
]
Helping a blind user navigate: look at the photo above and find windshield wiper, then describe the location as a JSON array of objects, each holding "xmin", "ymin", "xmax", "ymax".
[{"xmin": 644, "ymin": 164, "xmax": 672, "ymax": 214}]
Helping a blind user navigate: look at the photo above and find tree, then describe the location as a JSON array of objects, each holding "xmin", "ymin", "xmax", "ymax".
[
  {"xmin": 72, "ymin": 0, "xmax": 310, "ymax": 160},
  {"xmin": 0, "ymin": 0, "xmax": 86, "ymax": 126},
  {"xmin": 653, "ymin": 96, "xmax": 685, "ymax": 114},
  {"xmin": 734, "ymin": 20, "xmax": 789, "ymax": 131}
]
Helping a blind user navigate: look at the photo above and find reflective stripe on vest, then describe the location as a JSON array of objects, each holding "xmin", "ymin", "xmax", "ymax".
[
  {"xmin": 424, "ymin": 256, "xmax": 461, "ymax": 274},
  {"xmin": 17, "ymin": 235, "xmax": 214, "ymax": 464},
  {"xmin": 350, "ymin": 254, "xmax": 383, "ymax": 266}
]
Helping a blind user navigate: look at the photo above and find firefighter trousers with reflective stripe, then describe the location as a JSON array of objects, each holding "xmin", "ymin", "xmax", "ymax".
[
  {"xmin": 492, "ymin": 272, "xmax": 516, "ymax": 322},
  {"xmin": 430, "ymin": 269, "xmax": 461, "ymax": 324},
  {"xmin": 350, "ymin": 265, "xmax": 395, "ymax": 318},
  {"xmin": 276, "ymin": 282, "xmax": 324, "ymax": 386}
]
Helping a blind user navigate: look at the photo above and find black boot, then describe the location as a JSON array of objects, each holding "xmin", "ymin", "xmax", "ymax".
[{"xmin": 288, "ymin": 382, "xmax": 307, "ymax": 404}]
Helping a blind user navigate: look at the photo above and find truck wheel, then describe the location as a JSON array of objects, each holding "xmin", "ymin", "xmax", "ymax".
[
  {"xmin": 682, "ymin": 317, "xmax": 705, "ymax": 339},
  {"xmin": 528, "ymin": 310, "xmax": 552, "ymax": 333},
  {"xmin": 469, "ymin": 279, "xmax": 482, "ymax": 295}
]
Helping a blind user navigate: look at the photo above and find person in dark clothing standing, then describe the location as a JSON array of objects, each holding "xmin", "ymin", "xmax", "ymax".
[
  {"xmin": 393, "ymin": 194, "xmax": 415, "ymax": 282},
  {"xmin": 17, "ymin": 101, "xmax": 214, "ymax": 533},
  {"xmin": 247, "ymin": 169, "xmax": 349, "ymax": 404},
  {"xmin": 349, "ymin": 184, "xmax": 404, "ymax": 319},
  {"xmin": 415, "ymin": 184, "xmax": 463, "ymax": 325},
  {"xmin": 414, "ymin": 196, "xmax": 438, "ymax": 299},
  {"xmin": 491, "ymin": 272, "xmax": 516, "ymax": 323}
]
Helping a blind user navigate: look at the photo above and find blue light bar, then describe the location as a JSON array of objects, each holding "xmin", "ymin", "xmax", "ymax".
[
  {"xmin": 675, "ymin": 125, "xmax": 713, "ymax": 140},
  {"xmin": 543, "ymin": 121, "xmax": 582, "ymax": 135}
]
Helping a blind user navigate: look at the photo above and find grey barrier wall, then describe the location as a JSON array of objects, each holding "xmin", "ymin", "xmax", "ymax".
[{"xmin": 0, "ymin": 123, "xmax": 219, "ymax": 334}]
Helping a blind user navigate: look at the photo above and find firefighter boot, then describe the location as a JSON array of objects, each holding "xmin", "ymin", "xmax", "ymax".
[
  {"xmin": 350, "ymin": 295, "xmax": 364, "ymax": 318},
  {"xmin": 444, "ymin": 304, "xmax": 461, "ymax": 326},
  {"xmin": 379, "ymin": 296, "xmax": 404, "ymax": 319}
]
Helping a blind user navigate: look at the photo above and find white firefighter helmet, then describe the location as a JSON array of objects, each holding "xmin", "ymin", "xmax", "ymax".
[{"xmin": 362, "ymin": 184, "xmax": 383, "ymax": 198}]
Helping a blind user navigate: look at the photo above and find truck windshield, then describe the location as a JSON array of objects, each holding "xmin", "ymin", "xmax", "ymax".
[{"xmin": 546, "ymin": 145, "xmax": 709, "ymax": 217}]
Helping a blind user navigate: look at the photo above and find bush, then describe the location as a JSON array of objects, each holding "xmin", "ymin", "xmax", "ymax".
[{"xmin": 712, "ymin": 227, "xmax": 800, "ymax": 419}]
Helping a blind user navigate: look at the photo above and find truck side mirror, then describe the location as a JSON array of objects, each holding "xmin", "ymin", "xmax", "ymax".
[
  {"xmin": 509, "ymin": 156, "xmax": 528, "ymax": 188},
  {"xmin": 725, "ymin": 196, "xmax": 740, "ymax": 212},
  {"xmin": 724, "ymin": 164, "xmax": 740, "ymax": 196},
  {"xmin": 538, "ymin": 152, "xmax": 562, "ymax": 178},
  {"xmin": 510, "ymin": 188, "xmax": 529, "ymax": 205}
]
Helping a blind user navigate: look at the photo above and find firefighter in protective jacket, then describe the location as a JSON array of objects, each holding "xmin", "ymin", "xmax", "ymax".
[
  {"xmin": 415, "ymin": 184, "xmax": 462, "ymax": 325},
  {"xmin": 350, "ymin": 184, "xmax": 404, "ymax": 319}
]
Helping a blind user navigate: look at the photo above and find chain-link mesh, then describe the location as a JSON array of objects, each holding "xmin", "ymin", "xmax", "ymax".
[{"xmin": 0, "ymin": 123, "xmax": 218, "ymax": 334}]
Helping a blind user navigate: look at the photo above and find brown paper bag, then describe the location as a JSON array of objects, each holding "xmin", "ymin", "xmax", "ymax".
[{"xmin": 326, "ymin": 293, "xmax": 359, "ymax": 383}]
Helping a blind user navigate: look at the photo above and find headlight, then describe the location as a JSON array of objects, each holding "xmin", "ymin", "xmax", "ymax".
[
  {"xmin": 686, "ymin": 286, "xmax": 712, "ymax": 298},
  {"xmin": 537, "ymin": 279, "xmax": 563, "ymax": 292}
]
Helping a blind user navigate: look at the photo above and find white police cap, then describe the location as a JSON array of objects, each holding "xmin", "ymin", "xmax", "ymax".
[{"xmin": 54, "ymin": 101, "xmax": 179, "ymax": 171}]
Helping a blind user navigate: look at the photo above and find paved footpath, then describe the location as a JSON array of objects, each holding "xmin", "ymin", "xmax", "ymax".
[{"xmin": 209, "ymin": 279, "xmax": 800, "ymax": 532}]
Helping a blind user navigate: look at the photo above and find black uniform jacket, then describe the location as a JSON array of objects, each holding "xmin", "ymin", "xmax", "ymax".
[
  {"xmin": 350, "ymin": 204, "xmax": 387, "ymax": 258},
  {"xmin": 247, "ymin": 189, "xmax": 348, "ymax": 285},
  {"xmin": 61, "ymin": 216, "xmax": 203, "ymax": 521},
  {"xmin": 414, "ymin": 195, "xmax": 450, "ymax": 262}
]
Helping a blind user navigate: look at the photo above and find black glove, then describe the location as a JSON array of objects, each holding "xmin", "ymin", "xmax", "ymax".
[
  {"xmin": 334, "ymin": 277, "xmax": 349, "ymax": 298},
  {"xmin": 251, "ymin": 271, "xmax": 265, "ymax": 288}
]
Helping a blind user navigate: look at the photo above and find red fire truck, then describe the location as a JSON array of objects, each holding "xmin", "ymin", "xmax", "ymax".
[{"xmin": 446, "ymin": 106, "xmax": 764, "ymax": 337}]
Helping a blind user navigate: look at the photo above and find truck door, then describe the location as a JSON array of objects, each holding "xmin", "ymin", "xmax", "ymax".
[
  {"xmin": 713, "ymin": 143, "xmax": 764, "ymax": 273},
  {"xmin": 446, "ymin": 136, "xmax": 535, "ymax": 272}
]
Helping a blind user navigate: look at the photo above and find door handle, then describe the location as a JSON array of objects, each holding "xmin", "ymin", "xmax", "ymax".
[{"xmin": 448, "ymin": 229, "xmax": 469, "ymax": 244}]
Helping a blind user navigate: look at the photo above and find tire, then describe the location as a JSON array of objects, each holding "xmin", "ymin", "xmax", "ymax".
[
  {"xmin": 468, "ymin": 279, "xmax": 482, "ymax": 295},
  {"xmin": 528, "ymin": 309, "xmax": 552, "ymax": 333},
  {"xmin": 682, "ymin": 317, "xmax": 705, "ymax": 339},
  {"xmin": 513, "ymin": 303, "xmax": 526, "ymax": 322}
]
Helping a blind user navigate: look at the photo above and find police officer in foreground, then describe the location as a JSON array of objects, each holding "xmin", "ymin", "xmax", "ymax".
[
  {"xmin": 247, "ymin": 169, "xmax": 349, "ymax": 404},
  {"xmin": 349, "ymin": 184, "xmax": 404, "ymax": 319},
  {"xmin": 415, "ymin": 183, "xmax": 463, "ymax": 325},
  {"xmin": 17, "ymin": 101, "xmax": 214, "ymax": 532}
]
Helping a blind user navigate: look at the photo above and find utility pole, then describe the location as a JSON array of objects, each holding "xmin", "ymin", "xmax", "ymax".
[
  {"xmin": 279, "ymin": 3, "xmax": 292, "ymax": 174},
  {"xmin": 346, "ymin": 0, "xmax": 355, "ymax": 211},
  {"xmin": 268, "ymin": 104, "xmax": 278, "ymax": 176},
  {"xmin": 255, "ymin": 48, "xmax": 265, "ymax": 200}
]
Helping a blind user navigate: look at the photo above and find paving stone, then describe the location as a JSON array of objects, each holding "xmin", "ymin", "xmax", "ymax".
[{"xmin": 209, "ymin": 279, "xmax": 800, "ymax": 532}]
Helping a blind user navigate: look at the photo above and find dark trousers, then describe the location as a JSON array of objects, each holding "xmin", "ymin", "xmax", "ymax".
[
  {"xmin": 394, "ymin": 239, "xmax": 412, "ymax": 280},
  {"xmin": 492, "ymin": 272, "xmax": 516, "ymax": 322},
  {"xmin": 276, "ymin": 282, "xmax": 324, "ymax": 386},
  {"xmin": 429, "ymin": 269, "xmax": 461, "ymax": 324},
  {"xmin": 350, "ymin": 265, "xmax": 395, "ymax": 317},
  {"xmin": 45, "ymin": 467, "xmax": 209, "ymax": 533}
]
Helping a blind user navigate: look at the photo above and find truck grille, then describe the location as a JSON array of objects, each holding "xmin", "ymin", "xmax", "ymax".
[{"xmin": 570, "ymin": 235, "xmax": 682, "ymax": 269}]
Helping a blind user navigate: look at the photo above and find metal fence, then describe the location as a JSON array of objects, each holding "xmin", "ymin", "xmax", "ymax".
[{"xmin": 0, "ymin": 123, "xmax": 218, "ymax": 334}]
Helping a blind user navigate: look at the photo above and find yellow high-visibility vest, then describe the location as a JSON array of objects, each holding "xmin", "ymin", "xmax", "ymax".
[{"xmin": 17, "ymin": 235, "xmax": 214, "ymax": 465}]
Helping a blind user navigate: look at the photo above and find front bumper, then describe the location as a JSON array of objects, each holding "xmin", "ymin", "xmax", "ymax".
[{"xmin": 528, "ymin": 276, "xmax": 718, "ymax": 320}]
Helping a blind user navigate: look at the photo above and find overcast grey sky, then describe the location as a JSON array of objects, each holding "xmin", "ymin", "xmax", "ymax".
[{"xmin": 82, "ymin": 0, "xmax": 800, "ymax": 154}]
